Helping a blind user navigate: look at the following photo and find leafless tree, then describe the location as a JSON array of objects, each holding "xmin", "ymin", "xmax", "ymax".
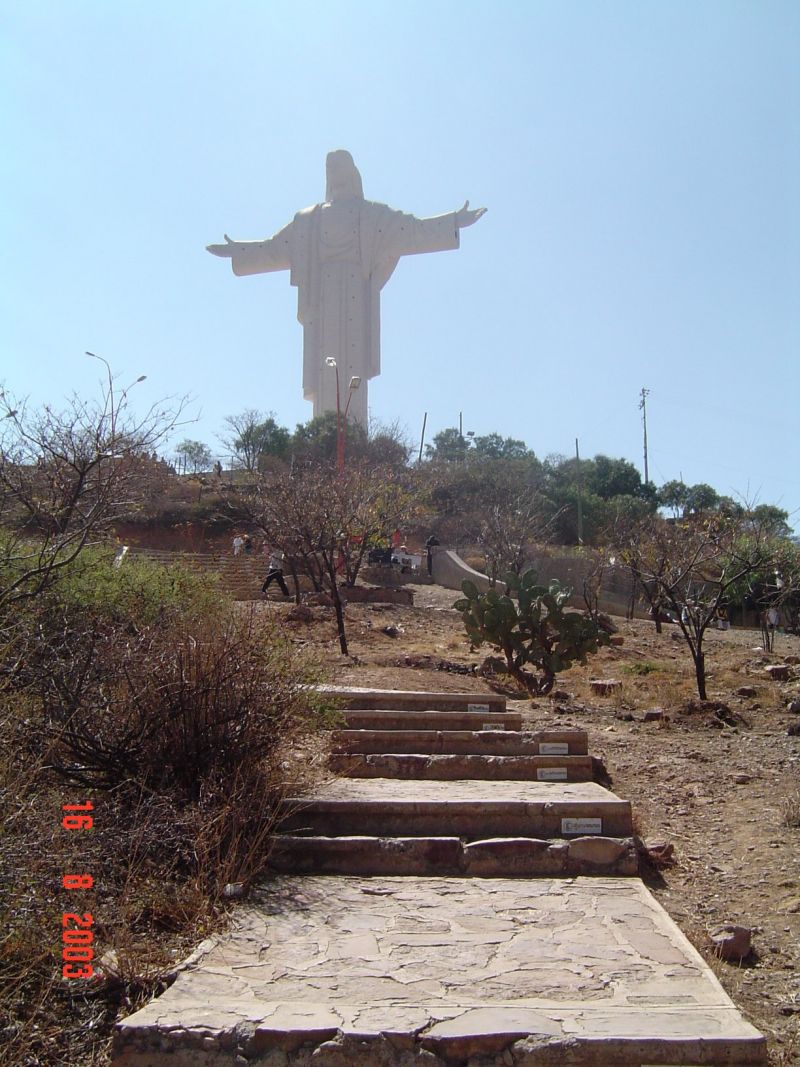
[
  {"xmin": 0, "ymin": 358, "xmax": 185, "ymax": 612},
  {"xmin": 612, "ymin": 512, "xmax": 777, "ymax": 699},
  {"xmin": 244, "ymin": 464, "xmax": 416, "ymax": 654}
]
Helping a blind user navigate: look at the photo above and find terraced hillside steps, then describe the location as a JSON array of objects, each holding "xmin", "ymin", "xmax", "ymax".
[
  {"xmin": 339, "ymin": 708, "xmax": 523, "ymax": 730},
  {"xmin": 332, "ymin": 727, "xmax": 588, "ymax": 755},
  {"xmin": 278, "ymin": 778, "xmax": 633, "ymax": 839},
  {"xmin": 112, "ymin": 688, "xmax": 767, "ymax": 1066},
  {"xmin": 328, "ymin": 751, "xmax": 595, "ymax": 780}
]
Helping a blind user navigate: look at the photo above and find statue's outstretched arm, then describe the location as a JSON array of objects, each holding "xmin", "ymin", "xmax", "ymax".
[
  {"xmin": 206, "ymin": 234, "xmax": 236, "ymax": 257},
  {"xmin": 455, "ymin": 200, "xmax": 487, "ymax": 229},
  {"xmin": 206, "ymin": 224, "xmax": 293, "ymax": 277}
]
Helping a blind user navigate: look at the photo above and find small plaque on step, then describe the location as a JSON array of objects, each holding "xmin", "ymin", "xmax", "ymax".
[
  {"xmin": 562, "ymin": 817, "xmax": 602, "ymax": 835},
  {"xmin": 482, "ymin": 722, "xmax": 505, "ymax": 731},
  {"xmin": 537, "ymin": 767, "xmax": 568, "ymax": 781},
  {"xmin": 540, "ymin": 742, "xmax": 569, "ymax": 755},
  {"xmin": 468, "ymin": 703, "xmax": 491, "ymax": 713}
]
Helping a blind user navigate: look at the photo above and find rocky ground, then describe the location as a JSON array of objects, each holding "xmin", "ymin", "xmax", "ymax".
[{"xmin": 264, "ymin": 581, "xmax": 800, "ymax": 1065}]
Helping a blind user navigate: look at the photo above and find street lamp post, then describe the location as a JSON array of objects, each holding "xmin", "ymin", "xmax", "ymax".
[{"xmin": 325, "ymin": 357, "xmax": 361, "ymax": 474}]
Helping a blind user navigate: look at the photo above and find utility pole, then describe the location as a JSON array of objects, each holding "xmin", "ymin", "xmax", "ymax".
[
  {"xmin": 418, "ymin": 412, "xmax": 427, "ymax": 465},
  {"xmin": 575, "ymin": 438, "xmax": 584, "ymax": 545},
  {"xmin": 639, "ymin": 387, "xmax": 650, "ymax": 485}
]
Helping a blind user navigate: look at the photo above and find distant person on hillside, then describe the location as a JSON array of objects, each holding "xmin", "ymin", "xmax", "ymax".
[
  {"xmin": 232, "ymin": 534, "xmax": 244, "ymax": 557},
  {"xmin": 243, "ymin": 534, "xmax": 253, "ymax": 555},
  {"xmin": 425, "ymin": 533, "xmax": 440, "ymax": 576},
  {"xmin": 262, "ymin": 549, "xmax": 290, "ymax": 597}
]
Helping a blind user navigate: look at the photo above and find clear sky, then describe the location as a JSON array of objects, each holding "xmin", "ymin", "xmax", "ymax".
[{"xmin": 2, "ymin": 1, "xmax": 798, "ymax": 527}]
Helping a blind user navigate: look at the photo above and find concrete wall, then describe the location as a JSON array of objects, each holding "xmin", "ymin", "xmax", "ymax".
[{"xmin": 431, "ymin": 547, "xmax": 639, "ymax": 619}]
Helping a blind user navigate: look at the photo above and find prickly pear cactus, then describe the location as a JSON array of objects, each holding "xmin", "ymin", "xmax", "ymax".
[{"xmin": 453, "ymin": 570, "xmax": 608, "ymax": 695}]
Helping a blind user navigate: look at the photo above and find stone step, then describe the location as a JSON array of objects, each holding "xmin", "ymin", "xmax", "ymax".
[
  {"xmin": 329, "ymin": 752, "xmax": 594, "ymax": 781},
  {"xmin": 332, "ymin": 727, "xmax": 588, "ymax": 756},
  {"xmin": 320, "ymin": 685, "xmax": 506, "ymax": 713},
  {"xmin": 340, "ymin": 709, "xmax": 522, "ymax": 731},
  {"xmin": 279, "ymin": 779, "xmax": 632, "ymax": 839},
  {"xmin": 114, "ymin": 875, "xmax": 767, "ymax": 1067},
  {"xmin": 268, "ymin": 834, "xmax": 638, "ymax": 877}
]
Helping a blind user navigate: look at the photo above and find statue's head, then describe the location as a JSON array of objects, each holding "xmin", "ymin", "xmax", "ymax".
[{"xmin": 326, "ymin": 150, "xmax": 364, "ymax": 202}]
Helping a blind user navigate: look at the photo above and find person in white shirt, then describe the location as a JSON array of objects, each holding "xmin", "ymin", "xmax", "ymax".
[{"xmin": 262, "ymin": 549, "xmax": 290, "ymax": 597}]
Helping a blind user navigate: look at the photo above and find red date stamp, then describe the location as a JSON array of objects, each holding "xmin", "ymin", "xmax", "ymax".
[{"xmin": 61, "ymin": 801, "xmax": 95, "ymax": 979}]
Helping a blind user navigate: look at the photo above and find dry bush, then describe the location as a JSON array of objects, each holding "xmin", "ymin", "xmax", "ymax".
[{"xmin": 0, "ymin": 555, "xmax": 335, "ymax": 1066}]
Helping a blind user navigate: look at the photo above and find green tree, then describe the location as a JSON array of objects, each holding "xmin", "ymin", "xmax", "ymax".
[
  {"xmin": 175, "ymin": 438, "xmax": 212, "ymax": 474},
  {"xmin": 425, "ymin": 427, "xmax": 471, "ymax": 463},
  {"xmin": 585, "ymin": 455, "xmax": 648, "ymax": 500},
  {"xmin": 683, "ymin": 483, "xmax": 719, "ymax": 515},
  {"xmin": 291, "ymin": 412, "xmax": 368, "ymax": 466},
  {"xmin": 657, "ymin": 480, "xmax": 688, "ymax": 517},
  {"xmin": 471, "ymin": 433, "xmax": 533, "ymax": 461},
  {"xmin": 222, "ymin": 409, "xmax": 291, "ymax": 471}
]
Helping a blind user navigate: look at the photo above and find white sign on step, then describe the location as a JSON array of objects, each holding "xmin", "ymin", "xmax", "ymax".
[
  {"xmin": 537, "ymin": 767, "xmax": 568, "ymax": 781},
  {"xmin": 562, "ymin": 818, "xmax": 603, "ymax": 835},
  {"xmin": 468, "ymin": 703, "xmax": 491, "ymax": 713},
  {"xmin": 540, "ymin": 742, "xmax": 569, "ymax": 755},
  {"xmin": 482, "ymin": 723, "xmax": 505, "ymax": 731}
]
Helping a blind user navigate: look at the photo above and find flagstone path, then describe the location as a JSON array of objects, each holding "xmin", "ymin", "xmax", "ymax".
[{"xmin": 114, "ymin": 689, "xmax": 767, "ymax": 1066}]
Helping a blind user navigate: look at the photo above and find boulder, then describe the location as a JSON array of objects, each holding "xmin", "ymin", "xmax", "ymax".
[
  {"xmin": 590, "ymin": 679, "xmax": 622, "ymax": 696},
  {"xmin": 766, "ymin": 664, "xmax": 791, "ymax": 681},
  {"xmin": 710, "ymin": 924, "xmax": 752, "ymax": 962}
]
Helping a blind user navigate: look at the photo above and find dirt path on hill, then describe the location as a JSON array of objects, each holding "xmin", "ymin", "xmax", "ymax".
[{"xmin": 260, "ymin": 582, "xmax": 800, "ymax": 1064}]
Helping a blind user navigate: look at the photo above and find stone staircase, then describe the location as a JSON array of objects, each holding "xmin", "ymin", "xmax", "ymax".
[
  {"xmin": 270, "ymin": 690, "xmax": 636, "ymax": 879},
  {"xmin": 114, "ymin": 688, "xmax": 767, "ymax": 1066},
  {"xmin": 126, "ymin": 547, "xmax": 283, "ymax": 600}
]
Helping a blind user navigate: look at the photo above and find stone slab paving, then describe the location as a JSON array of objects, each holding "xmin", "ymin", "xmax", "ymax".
[{"xmin": 114, "ymin": 875, "xmax": 766, "ymax": 1066}]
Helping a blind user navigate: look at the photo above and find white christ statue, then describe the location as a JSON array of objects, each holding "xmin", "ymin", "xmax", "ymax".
[{"xmin": 207, "ymin": 149, "xmax": 486, "ymax": 426}]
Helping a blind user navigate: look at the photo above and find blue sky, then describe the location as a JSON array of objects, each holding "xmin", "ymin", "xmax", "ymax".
[{"xmin": 2, "ymin": 1, "xmax": 798, "ymax": 526}]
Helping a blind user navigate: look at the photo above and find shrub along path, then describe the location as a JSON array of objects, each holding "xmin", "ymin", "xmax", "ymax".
[{"xmin": 113, "ymin": 688, "xmax": 766, "ymax": 1066}]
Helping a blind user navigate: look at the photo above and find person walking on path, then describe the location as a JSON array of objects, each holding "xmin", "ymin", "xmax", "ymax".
[
  {"xmin": 262, "ymin": 549, "xmax": 290, "ymax": 597},
  {"xmin": 232, "ymin": 534, "xmax": 244, "ymax": 557},
  {"xmin": 425, "ymin": 533, "xmax": 440, "ymax": 576}
]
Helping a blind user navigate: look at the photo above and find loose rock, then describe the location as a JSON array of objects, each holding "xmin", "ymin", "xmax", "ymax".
[
  {"xmin": 766, "ymin": 664, "xmax": 791, "ymax": 681},
  {"xmin": 710, "ymin": 924, "xmax": 753, "ymax": 961}
]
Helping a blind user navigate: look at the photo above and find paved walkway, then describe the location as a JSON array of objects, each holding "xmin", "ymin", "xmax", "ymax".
[
  {"xmin": 114, "ymin": 689, "xmax": 767, "ymax": 1066},
  {"xmin": 115, "ymin": 876, "xmax": 764, "ymax": 1066}
]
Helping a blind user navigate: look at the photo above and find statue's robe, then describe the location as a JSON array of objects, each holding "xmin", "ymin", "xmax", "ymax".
[{"xmin": 223, "ymin": 198, "xmax": 460, "ymax": 424}]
